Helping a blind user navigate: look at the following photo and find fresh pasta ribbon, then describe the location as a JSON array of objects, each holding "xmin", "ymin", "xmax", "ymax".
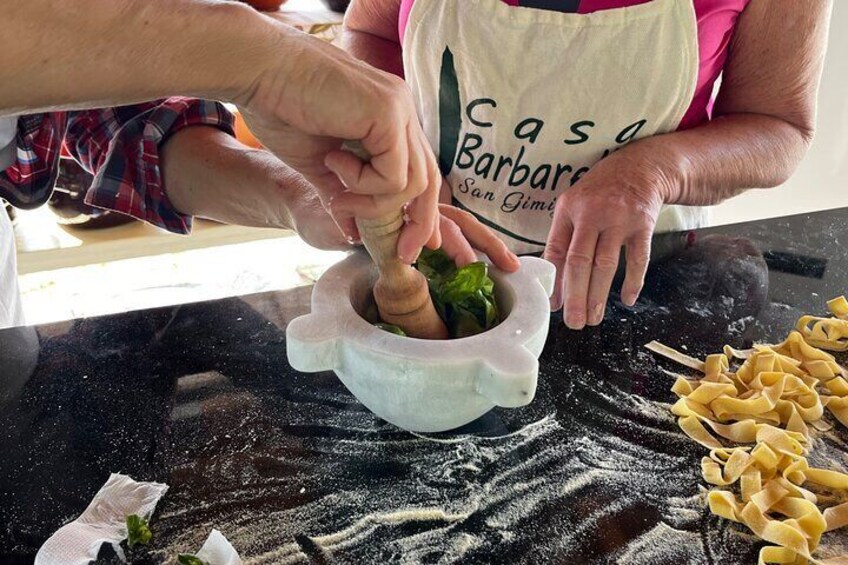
[
  {"xmin": 649, "ymin": 331, "xmax": 847, "ymax": 448},
  {"xmin": 702, "ymin": 426, "xmax": 848, "ymax": 564},
  {"xmin": 796, "ymin": 297, "xmax": 848, "ymax": 352},
  {"xmin": 646, "ymin": 296, "xmax": 848, "ymax": 564}
]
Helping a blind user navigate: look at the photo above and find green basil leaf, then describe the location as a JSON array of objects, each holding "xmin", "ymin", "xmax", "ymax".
[
  {"xmin": 485, "ymin": 295, "xmax": 498, "ymax": 327},
  {"xmin": 416, "ymin": 248, "xmax": 456, "ymax": 285},
  {"xmin": 126, "ymin": 514, "xmax": 152, "ymax": 548},
  {"xmin": 177, "ymin": 554, "xmax": 208, "ymax": 565},
  {"xmin": 481, "ymin": 276, "xmax": 494, "ymax": 296},
  {"xmin": 451, "ymin": 306, "xmax": 486, "ymax": 338},
  {"xmin": 442, "ymin": 262, "xmax": 488, "ymax": 303},
  {"xmin": 411, "ymin": 248, "xmax": 502, "ymax": 339},
  {"xmin": 459, "ymin": 291, "xmax": 499, "ymax": 334},
  {"xmin": 375, "ymin": 323, "xmax": 407, "ymax": 337}
]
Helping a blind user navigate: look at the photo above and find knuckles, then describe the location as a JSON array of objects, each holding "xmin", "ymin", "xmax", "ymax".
[
  {"xmin": 453, "ymin": 209, "xmax": 476, "ymax": 227},
  {"xmin": 564, "ymin": 251, "xmax": 593, "ymax": 270},
  {"xmin": 626, "ymin": 255, "xmax": 650, "ymax": 269},
  {"xmin": 542, "ymin": 242, "xmax": 567, "ymax": 262},
  {"xmin": 593, "ymin": 255, "xmax": 619, "ymax": 271},
  {"xmin": 558, "ymin": 187, "xmax": 661, "ymax": 233}
]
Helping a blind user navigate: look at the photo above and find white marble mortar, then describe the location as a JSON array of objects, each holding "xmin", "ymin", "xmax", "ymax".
[{"xmin": 286, "ymin": 251, "xmax": 555, "ymax": 432}]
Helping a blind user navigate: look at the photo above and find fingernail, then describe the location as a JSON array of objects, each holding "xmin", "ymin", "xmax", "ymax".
[{"xmin": 565, "ymin": 311, "xmax": 585, "ymax": 330}]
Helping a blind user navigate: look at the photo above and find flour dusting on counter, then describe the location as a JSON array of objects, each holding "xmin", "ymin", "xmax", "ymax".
[{"xmin": 142, "ymin": 359, "xmax": 758, "ymax": 564}]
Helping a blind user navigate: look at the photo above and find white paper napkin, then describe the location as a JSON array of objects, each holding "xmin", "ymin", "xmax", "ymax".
[
  {"xmin": 35, "ymin": 473, "xmax": 168, "ymax": 565},
  {"xmin": 195, "ymin": 529, "xmax": 243, "ymax": 565}
]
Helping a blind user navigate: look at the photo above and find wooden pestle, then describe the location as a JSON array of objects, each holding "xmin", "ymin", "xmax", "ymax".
[
  {"xmin": 356, "ymin": 212, "xmax": 448, "ymax": 340},
  {"xmin": 344, "ymin": 142, "xmax": 449, "ymax": 340}
]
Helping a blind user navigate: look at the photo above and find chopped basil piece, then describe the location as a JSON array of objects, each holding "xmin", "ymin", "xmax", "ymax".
[
  {"xmin": 375, "ymin": 323, "xmax": 407, "ymax": 336},
  {"xmin": 177, "ymin": 554, "xmax": 208, "ymax": 565},
  {"xmin": 126, "ymin": 514, "xmax": 152, "ymax": 548}
]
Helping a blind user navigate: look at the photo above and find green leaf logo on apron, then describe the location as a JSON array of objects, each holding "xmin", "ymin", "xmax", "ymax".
[{"xmin": 438, "ymin": 47, "xmax": 461, "ymax": 178}]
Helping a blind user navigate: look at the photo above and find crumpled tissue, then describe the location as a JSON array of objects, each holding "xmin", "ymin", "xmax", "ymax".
[
  {"xmin": 193, "ymin": 529, "xmax": 243, "ymax": 565},
  {"xmin": 35, "ymin": 473, "xmax": 168, "ymax": 565}
]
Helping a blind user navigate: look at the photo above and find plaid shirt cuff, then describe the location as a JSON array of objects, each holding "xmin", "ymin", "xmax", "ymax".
[
  {"xmin": 77, "ymin": 97, "xmax": 235, "ymax": 235},
  {"xmin": 0, "ymin": 114, "xmax": 65, "ymax": 209}
]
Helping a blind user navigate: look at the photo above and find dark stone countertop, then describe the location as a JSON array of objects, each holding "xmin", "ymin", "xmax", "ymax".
[{"xmin": 2, "ymin": 208, "xmax": 848, "ymax": 564}]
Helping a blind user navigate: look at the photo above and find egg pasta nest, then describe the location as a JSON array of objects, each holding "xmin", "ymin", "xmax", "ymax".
[{"xmin": 646, "ymin": 297, "xmax": 848, "ymax": 565}]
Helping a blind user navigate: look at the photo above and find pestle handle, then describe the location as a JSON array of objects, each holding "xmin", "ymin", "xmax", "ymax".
[{"xmin": 344, "ymin": 142, "xmax": 449, "ymax": 340}]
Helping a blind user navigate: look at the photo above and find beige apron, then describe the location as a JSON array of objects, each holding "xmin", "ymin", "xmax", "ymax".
[{"xmin": 403, "ymin": 0, "xmax": 706, "ymax": 254}]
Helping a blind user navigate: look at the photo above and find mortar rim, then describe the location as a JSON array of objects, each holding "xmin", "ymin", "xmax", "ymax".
[{"xmin": 306, "ymin": 251, "xmax": 554, "ymax": 358}]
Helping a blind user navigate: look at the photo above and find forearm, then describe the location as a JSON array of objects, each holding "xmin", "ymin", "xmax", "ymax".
[
  {"xmin": 648, "ymin": 0, "xmax": 831, "ymax": 207},
  {"xmin": 161, "ymin": 126, "xmax": 303, "ymax": 230},
  {"xmin": 632, "ymin": 113, "xmax": 812, "ymax": 207},
  {"xmin": 1, "ymin": 0, "xmax": 287, "ymax": 114},
  {"xmin": 339, "ymin": 0, "xmax": 404, "ymax": 75},
  {"xmin": 337, "ymin": 28, "xmax": 404, "ymax": 77}
]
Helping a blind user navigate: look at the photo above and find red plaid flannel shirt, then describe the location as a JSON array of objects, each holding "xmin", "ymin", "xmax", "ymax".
[{"xmin": 0, "ymin": 97, "xmax": 235, "ymax": 234}]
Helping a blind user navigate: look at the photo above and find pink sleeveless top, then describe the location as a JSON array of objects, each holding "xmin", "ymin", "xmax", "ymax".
[{"xmin": 399, "ymin": 0, "xmax": 751, "ymax": 130}]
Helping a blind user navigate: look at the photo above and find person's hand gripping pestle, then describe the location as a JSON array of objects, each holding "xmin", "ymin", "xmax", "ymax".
[{"xmin": 344, "ymin": 141, "xmax": 449, "ymax": 340}]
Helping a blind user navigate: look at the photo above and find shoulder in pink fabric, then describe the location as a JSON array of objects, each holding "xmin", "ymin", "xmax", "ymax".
[{"xmin": 397, "ymin": 0, "xmax": 751, "ymax": 129}]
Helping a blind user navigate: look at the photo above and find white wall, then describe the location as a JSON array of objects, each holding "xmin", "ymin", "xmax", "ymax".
[{"xmin": 712, "ymin": 2, "xmax": 848, "ymax": 226}]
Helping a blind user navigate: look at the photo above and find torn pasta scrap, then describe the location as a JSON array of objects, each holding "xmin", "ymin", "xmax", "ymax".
[{"xmin": 646, "ymin": 296, "xmax": 848, "ymax": 565}]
